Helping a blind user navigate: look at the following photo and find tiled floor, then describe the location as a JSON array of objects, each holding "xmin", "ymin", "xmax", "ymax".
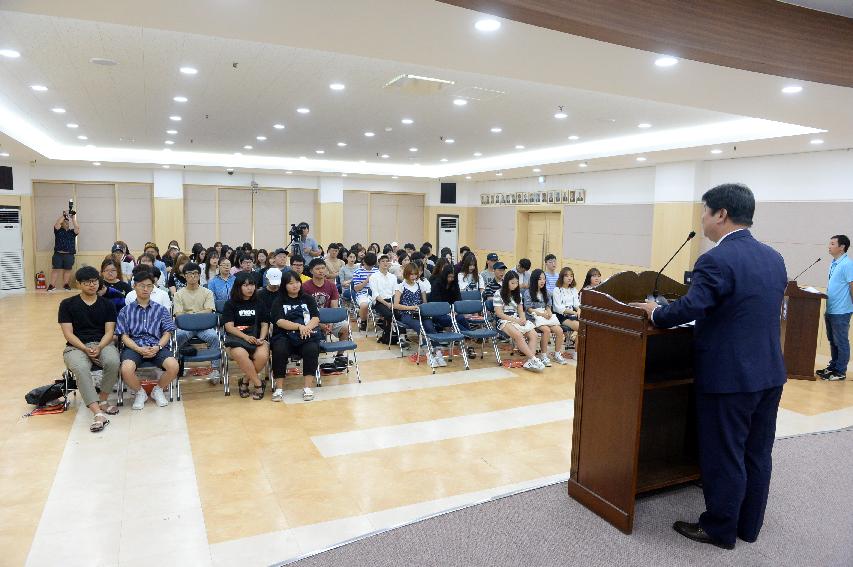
[{"xmin": 3, "ymin": 291, "xmax": 853, "ymax": 566}]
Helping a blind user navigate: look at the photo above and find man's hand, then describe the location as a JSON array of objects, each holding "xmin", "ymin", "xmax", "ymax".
[
  {"xmin": 86, "ymin": 345, "xmax": 102, "ymax": 359},
  {"xmin": 628, "ymin": 300, "xmax": 658, "ymax": 318}
]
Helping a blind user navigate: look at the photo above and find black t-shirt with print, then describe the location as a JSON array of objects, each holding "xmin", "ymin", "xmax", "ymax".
[
  {"xmin": 167, "ymin": 272, "xmax": 187, "ymax": 290},
  {"xmin": 270, "ymin": 293, "xmax": 319, "ymax": 339},
  {"xmin": 58, "ymin": 294, "xmax": 117, "ymax": 345},
  {"xmin": 222, "ymin": 297, "xmax": 266, "ymax": 337}
]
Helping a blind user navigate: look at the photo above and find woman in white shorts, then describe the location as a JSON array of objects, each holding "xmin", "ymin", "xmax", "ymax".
[
  {"xmin": 525, "ymin": 269, "xmax": 569, "ymax": 366},
  {"xmin": 491, "ymin": 271, "xmax": 546, "ymax": 372}
]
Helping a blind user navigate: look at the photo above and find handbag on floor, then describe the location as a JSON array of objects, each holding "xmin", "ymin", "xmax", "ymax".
[{"xmin": 25, "ymin": 382, "xmax": 65, "ymax": 408}]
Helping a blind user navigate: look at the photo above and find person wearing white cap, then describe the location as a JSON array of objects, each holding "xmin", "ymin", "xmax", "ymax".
[{"xmin": 390, "ymin": 242, "xmax": 399, "ymax": 254}]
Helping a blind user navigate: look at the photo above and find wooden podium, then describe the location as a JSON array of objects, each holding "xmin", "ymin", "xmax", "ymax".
[
  {"xmin": 568, "ymin": 271, "xmax": 699, "ymax": 534},
  {"xmin": 782, "ymin": 281, "xmax": 826, "ymax": 381}
]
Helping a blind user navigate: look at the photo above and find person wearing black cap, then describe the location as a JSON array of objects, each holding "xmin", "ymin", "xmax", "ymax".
[
  {"xmin": 297, "ymin": 222, "xmax": 321, "ymax": 258},
  {"xmin": 483, "ymin": 262, "xmax": 507, "ymax": 300},
  {"xmin": 481, "ymin": 253, "xmax": 499, "ymax": 287}
]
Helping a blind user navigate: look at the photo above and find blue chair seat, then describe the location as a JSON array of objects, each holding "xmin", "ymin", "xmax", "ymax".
[
  {"xmin": 182, "ymin": 349, "xmax": 222, "ymax": 363},
  {"xmin": 461, "ymin": 328, "xmax": 498, "ymax": 339},
  {"xmin": 320, "ymin": 340, "xmax": 357, "ymax": 352},
  {"xmin": 425, "ymin": 331, "xmax": 465, "ymax": 342}
]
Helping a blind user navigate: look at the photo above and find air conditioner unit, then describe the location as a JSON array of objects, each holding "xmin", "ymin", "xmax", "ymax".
[
  {"xmin": 0, "ymin": 207, "xmax": 24, "ymax": 291},
  {"xmin": 437, "ymin": 216, "xmax": 459, "ymax": 262}
]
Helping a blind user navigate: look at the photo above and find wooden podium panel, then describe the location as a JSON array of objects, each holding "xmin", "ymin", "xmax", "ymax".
[
  {"xmin": 568, "ymin": 271, "xmax": 699, "ymax": 534},
  {"xmin": 782, "ymin": 281, "xmax": 826, "ymax": 381}
]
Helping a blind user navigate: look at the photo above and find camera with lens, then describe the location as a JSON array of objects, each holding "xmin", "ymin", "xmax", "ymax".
[{"xmin": 288, "ymin": 223, "xmax": 301, "ymax": 239}]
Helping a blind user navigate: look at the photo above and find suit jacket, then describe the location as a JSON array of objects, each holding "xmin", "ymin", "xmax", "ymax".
[{"xmin": 653, "ymin": 230, "xmax": 788, "ymax": 394}]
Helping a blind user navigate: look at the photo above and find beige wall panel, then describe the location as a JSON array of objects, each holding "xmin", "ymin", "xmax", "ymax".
[
  {"xmin": 153, "ymin": 198, "xmax": 184, "ymax": 251},
  {"xmin": 396, "ymin": 194, "xmax": 425, "ymax": 244},
  {"xmin": 254, "ymin": 190, "xmax": 287, "ymax": 250},
  {"xmin": 74, "ymin": 184, "xmax": 116, "ymax": 252},
  {"xmin": 33, "ymin": 183, "xmax": 74, "ymax": 252},
  {"xmin": 343, "ymin": 191, "xmax": 369, "ymax": 245},
  {"xmin": 317, "ymin": 202, "xmax": 343, "ymax": 246},
  {"xmin": 218, "ymin": 188, "xmax": 252, "ymax": 245},
  {"xmin": 369, "ymin": 193, "xmax": 397, "ymax": 245},
  {"xmin": 475, "ymin": 206, "xmax": 515, "ymax": 251},
  {"xmin": 564, "ymin": 204, "xmax": 653, "ymax": 267},
  {"xmin": 117, "ymin": 184, "xmax": 153, "ymax": 251},
  {"xmin": 287, "ymin": 189, "xmax": 317, "ymax": 230},
  {"xmin": 183, "ymin": 185, "xmax": 216, "ymax": 248}
]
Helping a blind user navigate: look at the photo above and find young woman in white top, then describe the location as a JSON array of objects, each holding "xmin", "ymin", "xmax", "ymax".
[
  {"xmin": 552, "ymin": 267, "xmax": 580, "ymax": 334},
  {"xmin": 457, "ymin": 252, "xmax": 485, "ymax": 292},
  {"xmin": 526, "ymin": 269, "xmax": 569, "ymax": 366},
  {"xmin": 491, "ymin": 271, "xmax": 545, "ymax": 372}
]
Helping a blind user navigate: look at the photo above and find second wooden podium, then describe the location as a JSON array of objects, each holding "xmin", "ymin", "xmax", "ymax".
[{"xmin": 568, "ymin": 271, "xmax": 699, "ymax": 534}]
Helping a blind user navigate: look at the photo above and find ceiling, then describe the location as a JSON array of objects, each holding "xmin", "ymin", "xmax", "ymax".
[
  {"xmin": 779, "ymin": 1, "xmax": 853, "ymax": 18},
  {"xmin": 0, "ymin": 0, "xmax": 850, "ymax": 181}
]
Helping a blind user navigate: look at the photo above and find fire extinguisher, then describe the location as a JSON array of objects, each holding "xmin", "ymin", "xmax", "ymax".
[{"xmin": 36, "ymin": 271, "xmax": 46, "ymax": 290}]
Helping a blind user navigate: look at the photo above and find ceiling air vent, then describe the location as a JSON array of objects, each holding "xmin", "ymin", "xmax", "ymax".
[
  {"xmin": 452, "ymin": 86, "xmax": 505, "ymax": 102},
  {"xmin": 384, "ymin": 74, "xmax": 455, "ymax": 95}
]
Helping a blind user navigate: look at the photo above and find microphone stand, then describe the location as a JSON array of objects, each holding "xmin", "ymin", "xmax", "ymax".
[
  {"xmin": 649, "ymin": 231, "xmax": 696, "ymax": 306},
  {"xmin": 791, "ymin": 258, "xmax": 821, "ymax": 282}
]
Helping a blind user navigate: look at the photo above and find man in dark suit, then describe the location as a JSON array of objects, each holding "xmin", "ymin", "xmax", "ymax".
[{"xmin": 631, "ymin": 183, "xmax": 787, "ymax": 550}]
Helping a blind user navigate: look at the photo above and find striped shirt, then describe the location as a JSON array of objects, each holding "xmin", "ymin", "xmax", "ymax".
[
  {"xmin": 351, "ymin": 266, "xmax": 378, "ymax": 296},
  {"xmin": 544, "ymin": 270, "xmax": 559, "ymax": 294},
  {"xmin": 116, "ymin": 300, "xmax": 176, "ymax": 347}
]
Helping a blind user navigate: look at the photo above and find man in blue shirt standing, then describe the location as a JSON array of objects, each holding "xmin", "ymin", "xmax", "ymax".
[{"xmin": 818, "ymin": 234, "xmax": 853, "ymax": 381}]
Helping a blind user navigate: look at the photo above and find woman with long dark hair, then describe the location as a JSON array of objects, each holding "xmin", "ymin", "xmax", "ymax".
[
  {"xmin": 429, "ymin": 265, "xmax": 471, "ymax": 331},
  {"xmin": 457, "ymin": 252, "xmax": 484, "ymax": 292},
  {"xmin": 526, "ymin": 269, "xmax": 569, "ymax": 365},
  {"xmin": 223, "ymin": 272, "xmax": 270, "ymax": 400},
  {"xmin": 492, "ymin": 270, "xmax": 543, "ymax": 372},
  {"xmin": 582, "ymin": 267, "xmax": 602, "ymax": 289}
]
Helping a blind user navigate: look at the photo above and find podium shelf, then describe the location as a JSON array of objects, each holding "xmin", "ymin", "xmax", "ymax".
[
  {"xmin": 643, "ymin": 378, "xmax": 693, "ymax": 390},
  {"xmin": 636, "ymin": 459, "xmax": 700, "ymax": 494}
]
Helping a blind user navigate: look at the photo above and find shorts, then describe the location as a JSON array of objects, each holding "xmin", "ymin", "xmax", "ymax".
[
  {"xmin": 52, "ymin": 252, "xmax": 75, "ymax": 270},
  {"xmin": 329, "ymin": 320, "xmax": 348, "ymax": 335},
  {"xmin": 120, "ymin": 346, "xmax": 175, "ymax": 369},
  {"xmin": 356, "ymin": 294, "xmax": 371, "ymax": 307}
]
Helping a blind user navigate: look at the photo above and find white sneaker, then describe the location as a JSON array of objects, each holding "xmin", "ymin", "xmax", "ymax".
[
  {"xmin": 131, "ymin": 389, "xmax": 148, "ymax": 410},
  {"xmin": 523, "ymin": 358, "xmax": 544, "ymax": 372},
  {"xmin": 539, "ymin": 353, "xmax": 552, "ymax": 367},
  {"xmin": 208, "ymin": 369, "xmax": 221, "ymax": 385},
  {"xmin": 272, "ymin": 388, "xmax": 284, "ymax": 402},
  {"xmin": 151, "ymin": 386, "xmax": 169, "ymax": 407},
  {"xmin": 427, "ymin": 352, "xmax": 439, "ymax": 368},
  {"xmin": 553, "ymin": 352, "xmax": 570, "ymax": 365},
  {"xmin": 434, "ymin": 350, "xmax": 447, "ymax": 367},
  {"xmin": 302, "ymin": 387, "xmax": 314, "ymax": 402}
]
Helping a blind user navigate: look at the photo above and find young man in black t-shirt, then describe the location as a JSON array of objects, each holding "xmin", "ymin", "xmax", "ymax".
[{"xmin": 58, "ymin": 266, "xmax": 121, "ymax": 432}]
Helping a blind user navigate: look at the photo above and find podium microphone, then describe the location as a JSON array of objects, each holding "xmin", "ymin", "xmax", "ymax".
[
  {"xmin": 648, "ymin": 231, "xmax": 696, "ymax": 306},
  {"xmin": 791, "ymin": 257, "xmax": 820, "ymax": 282}
]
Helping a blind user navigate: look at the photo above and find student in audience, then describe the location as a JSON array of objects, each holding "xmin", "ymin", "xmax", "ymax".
[
  {"xmin": 297, "ymin": 223, "xmax": 322, "ymax": 258},
  {"xmin": 492, "ymin": 271, "xmax": 544, "ymax": 372},
  {"xmin": 394, "ymin": 263, "xmax": 446, "ymax": 367},
  {"xmin": 340, "ymin": 249, "xmax": 359, "ymax": 302},
  {"xmin": 110, "ymin": 243, "xmax": 135, "ymax": 282},
  {"xmin": 582, "ymin": 267, "xmax": 602, "ymax": 290},
  {"xmin": 404, "ymin": 243, "xmax": 416, "ymax": 255},
  {"xmin": 270, "ymin": 270, "xmax": 322, "ymax": 402},
  {"xmin": 552, "ymin": 267, "xmax": 580, "ymax": 334},
  {"xmin": 289, "ymin": 255, "xmax": 310, "ymax": 283},
  {"xmin": 428, "ymin": 265, "xmax": 470, "ymax": 332},
  {"xmin": 304, "ymin": 258, "xmax": 350, "ymax": 343},
  {"xmin": 543, "ymin": 254, "xmax": 560, "ymax": 295},
  {"xmin": 413, "ymin": 258, "xmax": 432, "ymax": 296},
  {"xmin": 167, "ymin": 253, "xmax": 190, "ymax": 295},
  {"xmin": 100, "ymin": 258, "xmax": 131, "ymax": 311},
  {"xmin": 526, "ymin": 269, "xmax": 569, "ymax": 365},
  {"xmin": 222, "ymin": 246, "xmax": 236, "ymax": 266},
  {"xmin": 59, "ymin": 266, "xmax": 121, "ymax": 432},
  {"xmin": 389, "ymin": 250, "xmax": 405, "ymax": 278},
  {"xmin": 420, "ymin": 244, "xmax": 436, "ymax": 271},
  {"xmin": 516, "ymin": 258, "xmax": 532, "ymax": 291},
  {"xmin": 368, "ymin": 255, "xmax": 399, "ymax": 343},
  {"xmin": 49, "ymin": 209, "xmax": 79, "ymax": 291},
  {"xmin": 399, "ymin": 253, "xmax": 412, "ymax": 279},
  {"xmin": 163, "ymin": 242, "xmax": 181, "ymax": 270},
  {"xmin": 483, "ymin": 262, "xmax": 507, "ymax": 300},
  {"xmin": 356, "ymin": 247, "xmax": 367, "ymax": 264},
  {"xmin": 173, "ymin": 262, "xmax": 221, "ymax": 384},
  {"xmin": 213, "ymin": 241, "xmax": 223, "ymax": 257},
  {"xmin": 207, "ymin": 257, "xmax": 235, "ymax": 302},
  {"xmin": 137, "ymin": 252, "xmax": 167, "ymax": 289},
  {"xmin": 368, "ymin": 243, "xmax": 381, "ymax": 255},
  {"xmin": 200, "ymin": 249, "xmax": 218, "ymax": 286},
  {"xmin": 325, "ymin": 243, "xmax": 344, "ymax": 281},
  {"xmin": 144, "ymin": 244, "xmax": 168, "ymax": 283},
  {"xmin": 264, "ymin": 248, "xmax": 290, "ymax": 287},
  {"xmin": 390, "ymin": 242, "xmax": 400, "ymax": 255},
  {"xmin": 458, "ymin": 252, "xmax": 484, "ymax": 292},
  {"xmin": 255, "ymin": 248, "xmax": 270, "ymax": 271},
  {"xmin": 481, "ymin": 253, "xmax": 499, "ymax": 286},
  {"xmin": 383, "ymin": 243, "xmax": 393, "ymax": 256},
  {"xmin": 351, "ymin": 252, "xmax": 379, "ymax": 331},
  {"xmin": 235, "ymin": 252, "xmax": 260, "ymax": 286},
  {"xmin": 126, "ymin": 265, "xmax": 172, "ymax": 310},
  {"xmin": 256, "ymin": 267, "xmax": 281, "ymax": 324},
  {"xmin": 116, "ymin": 271, "xmax": 179, "ymax": 410},
  {"xmin": 223, "ymin": 271, "xmax": 270, "ymax": 400},
  {"xmin": 190, "ymin": 243, "xmax": 205, "ymax": 264}
]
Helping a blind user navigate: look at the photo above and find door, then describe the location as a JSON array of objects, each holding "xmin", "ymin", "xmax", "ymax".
[{"xmin": 526, "ymin": 212, "xmax": 562, "ymax": 267}]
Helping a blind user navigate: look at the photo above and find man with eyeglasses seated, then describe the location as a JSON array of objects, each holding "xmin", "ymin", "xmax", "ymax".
[
  {"xmin": 116, "ymin": 271, "xmax": 179, "ymax": 410},
  {"xmin": 126, "ymin": 264, "xmax": 172, "ymax": 310},
  {"xmin": 58, "ymin": 266, "xmax": 121, "ymax": 433},
  {"xmin": 173, "ymin": 262, "xmax": 221, "ymax": 384}
]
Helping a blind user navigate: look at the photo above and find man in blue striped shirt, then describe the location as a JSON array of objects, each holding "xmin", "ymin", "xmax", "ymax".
[
  {"xmin": 351, "ymin": 252, "xmax": 379, "ymax": 331},
  {"xmin": 116, "ymin": 271, "xmax": 179, "ymax": 410},
  {"xmin": 544, "ymin": 254, "xmax": 560, "ymax": 295}
]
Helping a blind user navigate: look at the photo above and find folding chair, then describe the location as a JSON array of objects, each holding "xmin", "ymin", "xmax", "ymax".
[
  {"xmin": 460, "ymin": 289, "xmax": 482, "ymax": 301},
  {"xmin": 174, "ymin": 312, "xmax": 225, "ymax": 400},
  {"xmin": 315, "ymin": 307, "xmax": 361, "ymax": 387},
  {"xmin": 115, "ymin": 339, "xmax": 178, "ymax": 406},
  {"xmin": 454, "ymin": 300, "xmax": 502, "ymax": 365},
  {"xmin": 388, "ymin": 307, "xmax": 419, "ymax": 357},
  {"xmin": 417, "ymin": 302, "xmax": 469, "ymax": 373}
]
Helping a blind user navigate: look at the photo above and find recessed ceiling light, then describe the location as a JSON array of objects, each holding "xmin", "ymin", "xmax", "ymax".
[
  {"xmin": 568, "ymin": 135, "xmax": 580, "ymax": 140},
  {"xmin": 654, "ymin": 56, "xmax": 678, "ymax": 67},
  {"xmin": 256, "ymin": 136, "xmax": 267, "ymax": 141},
  {"xmin": 52, "ymin": 107, "xmax": 66, "ymax": 114},
  {"xmin": 89, "ymin": 57, "xmax": 118, "ymax": 66},
  {"xmin": 173, "ymin": 96, "xmax": 188, "ymax": 103},
  {"xmin": 364, "ymin": 131, "xmax": 375, "ymax": 137},
  {"xmin": 243, "ymin": 145, "xmax": 253, "ymax": 150},
  {"xmin": 169, "ymin": 115, "xmax": 181, "ymax": 121},
  {"xmin": 315, "ymin": 149, "xmax": 325, "ymax": 154},
  {"xmin": 532, "ymin": 168, "xmax": 541, "ymax": 172},
  {"xmin": 496, "ymin": 172, "xmax": 503, "ymax": 176},
  {"xmin": 380, "ymin": 154, "xmax": 389, "ymax": 159},
  {"xmin": 710, "ymin": 149, "xmax": 723, "ymax": 154},
  {"xmin": 810, "ymin": 138, "xmax": 824, "ymax": 145},
  {"xmin": 473, "ymin": 152, "xmax": 483, "ymax": 157},
  {"xmin": 337, "ymin": 142, "xmax": 347, "ymax": 147},
  {"xmin": 440, "ymin": 158, "xmax": 448, "ymax": 162},
  {"xmin": 474, "ymin": 19, "xmax": 501, "ymax": 32},
  {"xmin": 445, "ymin": 138, "xmax": 455, "ymax": 144},
  {"xmin": 164, "ymin": 140, "xmax": 174, "ymax": 145},
  {"xmin": 30, "ymin": 85, "xmax": 48, "ymax": 92},
  {"xmin": 401, "ymin": 118, "xmax": 414, "ymax": 125},
  {"xmin": 329, "ymin": 83, "xmax": 346, "ymax": 91},
  {"xmin": 77, "ymin": 135, "xmax": 88, "ymax": 140},
  {"xmin": 782, "ymin": 85, "xmax": 803, "ymax": 94},
  {"xmin": 0, "ymin": 152, "xmax": 10, "ymax": 157},
  {"xmin": 465, "ymin": 176, "xmax": 472, "ymax": 180},
  {"xmin": 0, "ymin": 49, "xmax": 21, "ymax": 58},
  {"xmin": 384, "ymin": 127, "xmax": 393, "ymax": 132},
  {"xmin": 166, "ymin": 129, "xmax": 177, "ymax": 135},
  {"xmin": 162, "ymin": 165, "xmax": 170, "ymax": 168},
  {"xmin": 453, "ymin": 98, "xmax": 468, "ymax": 106},
  {"xmin": 285, "ymin": 171, "xmax": 293, "ymax": 174},
  {"xmin": 409, "ymin": 147, "xmax": 418, "ymax": 152},
  {"xmin": 273, "ymin": 123, "xmax": 285, "ymax": 130},
  {"xmin": 296, "ymin": 107, "xmax": 310, "ymax": 114},
  {"xmin": 637, "ymin": 123, "xmax": 651, "ymax": 128},
  {"xmin": 66, "ymin": 123, "xmax": 79, "ymax": 129},
  {"xmin": 92, "ymin": 162, "xmax": 101, "ymax": 166},
  {"xmin": 515, "ymin": 145, "xmax": 525, "ymax": 150},
  {"xmin": 391, "ymin": 176, "xmax": 399, "ymax": 179},
  {"xmin": 490, "ymin": 127, "xmax": 502, "ymax": 133},
  {"xmin": 579, "ymin": 162, "xmax": 588, "ymax": 168},
  {"xmin": 341, "ymin": 173, "xmax": 348, "ymax": 177},
  {"xmin": 179, "ymin": 66, "xmax": 198, "ymax": 75},
  {"xmin": 554, "ymin": 112, "xmax": 568, "ymax": 119},
  {"xmin": 299, "ymin": 156, "xmax": 307, "ymax": 160},
  {"xmin": 636, "ymin": 156, "xmax": 647, "ymax": 162},
  {"xmin": 360, "ymin": 160, "xmax": 367, "ymax": 164}
]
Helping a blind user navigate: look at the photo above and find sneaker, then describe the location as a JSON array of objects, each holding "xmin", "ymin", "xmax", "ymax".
[
  {"xmin": 826, "ymin": 372, "xmax": 847, "ymax": 381},
  {"xmin": 272, "ymin": 388, "xmax": 284, "ymax": 402},
  {"xmin": 63, "ymin": 284, "xmax": 71, "ymax": 291},
  {"xmin": 47, "ymin": 285, "xmax": 55, "ymax": 292},
  {"xmin": 553, "ymin": 352, "xmax": 570, "ymax": 365},
  {"xmin": 131, "ymin": 389, "xmax": 148, "ymax": 410},
  {"xmin": 151, "ymin": 386, "xmax": 169, "ymax": 407},
  {"xmin": 427, "ymin": 352, "xmax": 439, "ymax": 368},
  {"xmin": 208, "ymin": 369, "xmax": 221, "ymax": 385},
  {"xmin": 434, "ymin": 350, "xmax": 447, "ymax": 367},
  {"xmin": 816, "ymin": 367, "xmax": 834, "ymax": 379},
  {"xmin": 359, "ymin": 321, "xmax": 367, "ymax": 332},
  {"xmin": 539, "ymin": 353, "xmax": 552, "ymax": 367},
  {"xmin": 302, "ymin": 387, "xmax": 315, "ymax": 401},
  {"xmin": 523, "ymin": 358, "xmax": 544, "ymax": 372}
]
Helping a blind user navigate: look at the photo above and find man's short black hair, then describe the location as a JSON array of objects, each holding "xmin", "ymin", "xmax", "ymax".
[
  {"xmin": 518, "ymin": 258, "xmax": 531, "ymax": 270},
  {"xmin": 419, "ymin": 244, "xmax": 431, "ymax": 255},
  {"xmin": 290, "ymin": 255, "xmax": 305, "ymax": 266},
  {"xmin": 404, "ymin": 243, "xmax": 415, "ymax": 250},
  {"xmin": 363, "ymin": 252, "xmax": 377, "ymax": 267},
  {"xmin": 544, "ymin": 254, "xmax": 556, "ymax": 263},
  {"xmin": 183, "ymin": 262, "xmax": 201, "ymax": 273},
  {"xmin": 75, "ymin": 266, "xmax": 100, "ymax": 282},
  {"xmin": 460, "ymin": 246, "xmax": 471, "ymax": 254},
  {"xmin": 133, "ymin": 270, "xmax": 157, "ymax": 285},
  {"xmin": 307, "ymin": 257, "xmax": 326, "ymax": 274},
  {"xmin": 832, "ymin": 234, "xmax": 850, "ymax": 252},
  {"xmin": 238, "ymin": 253, "xmax": 253, "ymax": 264},
  {"xmin": 702, "ymin": 183, "xmax": 755, "ymax": 227}
]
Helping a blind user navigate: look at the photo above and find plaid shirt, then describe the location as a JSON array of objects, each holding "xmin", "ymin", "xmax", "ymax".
[{"xmin": 116, "ymin": 300, "xmax": 176, "ymax": 346}]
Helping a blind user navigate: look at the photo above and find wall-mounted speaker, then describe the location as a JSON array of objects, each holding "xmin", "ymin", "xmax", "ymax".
[
  {"xmin": 440, "ymin": 182, "xmax": 456, "ymax": 204},
  {"xmin": 0, "ymin": 166, "xmax": 12, "ymax": 191}
]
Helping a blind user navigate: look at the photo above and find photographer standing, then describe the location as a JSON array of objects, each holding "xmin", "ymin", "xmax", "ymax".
[
  {"xmin": 49, "ymin": 208, "xmax": 79, "ymax": 291},
  {"xmin": 296, "ymin": 222, "xmax": 321, "ymax": 258}
]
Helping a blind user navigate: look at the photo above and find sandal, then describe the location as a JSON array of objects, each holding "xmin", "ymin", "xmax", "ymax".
[
  {"xmin": 238, "ymin": 377, "xmax": 250, "ymax": 398},
  {"xmin": 251, "ymin": 381, "xmax": 266, "ymax": 400},
  {"xmin": 98, "ymin": 401, "xmax": 119, "ymax": 415},
  {"xmin": 90, "ymin": 413, "xmax": 109, "ymax": 433}
]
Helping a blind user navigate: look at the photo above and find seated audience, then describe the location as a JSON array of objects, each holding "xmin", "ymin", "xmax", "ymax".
[
  {"xmin": 126, "ymin": 265, "xmax": 172, "ymax": 310},
  {"xmin": 526, "ymin": 269, "xmax": 569, "ymax": 366},
  {"xmin": 173, "ymin": 262, "xmax": 221, "ymax": 384},
  {"xmin": 116, "ymin": 271, "xmax": 179, "ymax": 410},
  {"xmin": 223, "ymin": 271, "xmax": 270, "ymax": 400},
  {"xmin": 200, "ymin": 248, "xmax": 218, "ymax": 286},
  {"xmin": 404, "ymin": 243, "xmax": 416, "ymax": 256},
  {"xmin": 492, "ymin": 271, "xmax": 544, "ymax": 372},
  {"xmin": 324, "ymin": 243, "xmax": 343, "ymax": 281},
  {"xmin": 289, "ymin": 255, "xmax": 310, "ymax": 283},
  {"xmin": 270, "ymin": 271, "xmax": 322, "ymax": 402},
  {"xmin": 458, "ymin": 252, "xmax": 484, "ymax": 292},
  {"xmin": 304, "ymin": 258, "xmax": 350, "ymax": 343},
  {"xmin": 236, "ymin": 252, "xmax": 261, "ymax": 285},
  {"xmin": 394, "ymin": 263, "xmax": 445, "ymax": 367},
  {"xmin": 368, "ymin": 255, "xmax": 399, "ymax": 343},
  {"xmin": 352, "ymin": 253, "xmax": 379, "ymax": 331},
  {"xmin": 583, "ymin": 267, "xmax": 602, "ymax": 290},
  {"xmin": 552, "ymin": 267, "xmax": 580, "ymax": 336},
  {"xmin": 190, "ymin": 242, "xmax": 204, "ymax": 263},
  {"xmin": 389, "ymin": 250, "xmax": 405, "ymax": 279},
  {"xmin": 482, "ymin": 262, "xmax": 507, "ymax": 300},
  {"xmin": 339, "ymin": 249, "xmax": 358, "ymax": 301},
  {"xmin": 544, "ymin": 254, "xmax": 560, "ymax": 295},
  {"xmin": 516, "ymin": 258, "xmax": 532, "ymax": 291},
  {"xmin": 255, "ymin": 248, "xmax": 270, "ymax": 281},
  {"xmin": 167, "ymin": 253, "xmax": 190, "ymax": 294},
  {"xmin": 113, "ymin": 241, "xmax": 136, "ymax": 281},
  {"xmin": 481, "ymin": 253, "xmax": 499, "ymax": 287},
  {"xmin": 162, "ymin": 242, "xmax": 180, "ymax": 270},
  {"xmin": 367, "ymin": 242, "xmax": 381, "ymax": 255},
  {"xmin": 143, "ymin": 244, "xmax": 168, "ymax": 287},
  {"xmin": 207, "ymin": 258, "xmax": 235, "ymax": 301},
  {"xmin": 59, "ymin": 266, "xmax": 121, "ymax": 432},
  {"xmin": 100, "ymin": 258, "xmax": 132, "ymax": 311},
  {"xmin": 428, "ymin": 265, "xmax": 470, "ymax": 332},
  {"xmin": 422, "ymin": 242, "xmax": 438, "ymax": 266},
  {"xmin": 264, "ymin": 247, "xmax": 290, "ymax": 286},
  {"xmin": 256, "ymin": 267, "xmax": 282, "ymax": 323}
]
